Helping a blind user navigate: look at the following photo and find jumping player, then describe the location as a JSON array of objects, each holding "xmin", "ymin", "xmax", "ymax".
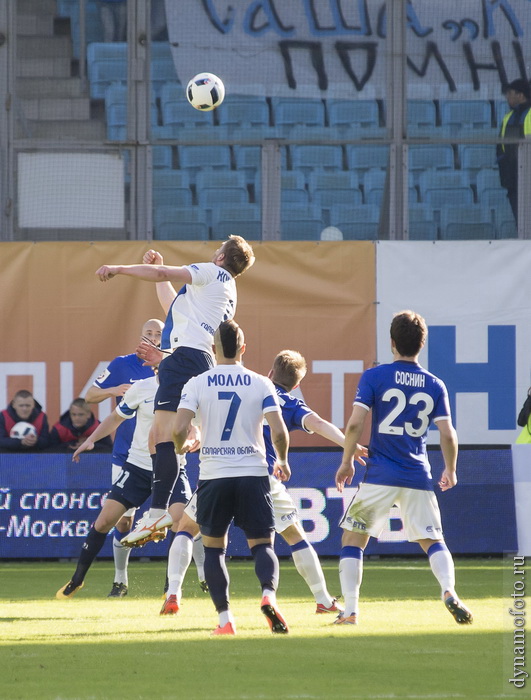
[
  {"xmin": 334, "ymin": 310, "xmax": 473, "ymax": 626},
  {"xmin": 94, "ymin": 237, "xmax": 255, "ymax": 546}
]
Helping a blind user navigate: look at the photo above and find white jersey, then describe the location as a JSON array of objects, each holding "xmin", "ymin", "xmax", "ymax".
[
  {"xmin": 161, "ymin": 262, "xmax": 236, "ymax": 354},
  {"xmin": 115, "ymin": 375, "xmax": 157, "ymax": 471},
  {"xmin": 179, "ymin": 364, "xmax": 281, "ymax": 479}
]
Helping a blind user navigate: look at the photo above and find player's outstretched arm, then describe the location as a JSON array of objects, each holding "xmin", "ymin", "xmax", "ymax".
[
  {"xmin": 335, "ymin": 405, "xmax": 367, "ymax": 491},
  {"xmin": 72, "ymin": 411, "xmax": 125, "ymax": 462},
  {"xmin": 437, "ymin": 419, "xmax": 458, "ymax": 491},
  {"xmin": 85, "ymin": 384, "xmax": 131, "ymax": 403},
  {"xmin": 95, "ymin": 263, "xmax": 193, "ymax": 285},
  {"xmin": 304, "ymin": 412, "xmax": 367, "ymax": 465},
  {"xmin": 267, "ymin": 411, "xmax": 290, "ymax": 481},
  {"xmin": 143, "ymin": 249, "xmax": 178, "ymax": 315}
]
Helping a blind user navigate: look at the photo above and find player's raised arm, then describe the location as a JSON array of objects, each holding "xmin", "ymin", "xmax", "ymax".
[
  {"xmin": 335, "ymin": 404, "xmax": 367, "ymax": 491},
  {"xmin": 72, "ymin": 410, "xmax": 125, "ymax": 462},
  {"xmin": 85, "ymin": 384, "xmax": 131, "ymax": 403},
  {"xmin": 95, "ymin": 263, "xmax": 193, "ymax": 285},
  {"xmin": 437, "ymin": 418, "xmax": 458, "ymax": 491},
  {"xmin": 143, "ymin": 249, "xmax": 178, "ymax": 315}
]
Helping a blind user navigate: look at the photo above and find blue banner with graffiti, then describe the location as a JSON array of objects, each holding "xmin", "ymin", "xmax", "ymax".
[{"xmin": 0, "ymin": 447, "xmax": 517, "ymax": 558}]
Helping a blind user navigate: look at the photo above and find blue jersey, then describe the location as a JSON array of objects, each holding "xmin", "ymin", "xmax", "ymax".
[
  {"xmin": 94, "ymin": 353, "xmax": 155, "ymax": 466},
  {"xmin": 263, "ymin": 384, "xmax": 313, "ymax": 469},
  {"xmin": 355, "ymin": 360, "xmax": 451, "ymax": 490}
]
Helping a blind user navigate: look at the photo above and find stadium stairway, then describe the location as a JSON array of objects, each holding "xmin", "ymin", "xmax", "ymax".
[{"xmin": 15, "ymin": 0, "xmax": 105, "ymax": 141}]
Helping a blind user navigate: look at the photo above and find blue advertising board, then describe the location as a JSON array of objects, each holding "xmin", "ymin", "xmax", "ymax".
[{"xmin": 0, "ymin": 447, "xmax": 517, "ymax": 559}]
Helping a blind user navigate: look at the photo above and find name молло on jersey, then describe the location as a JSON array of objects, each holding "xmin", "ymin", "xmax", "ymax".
[
  {"xmin": 201, "ymin": 445, "xmax": 258, "ymax": 456},
  {"xmin": 394, "ymin": 370, "xmax": 425, "ymax": 387},
  {"xmin": 207, "ymin": 373, "xmax": 251, "ymax": 387}
]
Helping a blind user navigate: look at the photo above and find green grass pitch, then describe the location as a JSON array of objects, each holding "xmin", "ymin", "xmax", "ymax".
[{"xmin": 0, "ymin": 557, "xmax": 523, "ymax": 699}]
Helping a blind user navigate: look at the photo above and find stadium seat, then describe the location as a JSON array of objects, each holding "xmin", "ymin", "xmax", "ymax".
[
  {"xmin": 216, "ymin": 96, "xmax": 270, "ymax": 131},
  {"xmin": 418, "ymin": 169, "xmax": 471, "ymax": 199},
  {"xmin": 272, "ymin": 98, "xmax": 326, "ymax": 131},
  {"xmin": 498, "ymin": 220, "xmax": 517, "ymax": 238},
  {"xmin": 346, "ymin": 145, "xmax": 389, "ymax": 175},
  {"xmin": 198, "ymin": 186, "xmax": 249, "ymax": 209},
  {"xmin": 196, "ymin": 170, "xmax": 247, "ymax": 191},
  {"xmin": 178, "ymin": 145, "xmax": 232, "ymax": 179},
  {"xmin": 330, "ymin": 204, "xmax": 380, "ymax": 239},
  {"xmin": 280, "ymin": 204, "xmax": 324, "ymax": 240},
  {"xmin": 409, "ymin": 203, "xmax": 436, "ymax": 222},
  {"xmin": 153, "ymin": 170, "xmax": 190, "ymax": 190},
  {"xmin": 152, "ymin": 146, "xmax": 173, "ymax": 169},
  {"xmin": 211, "ymin": 202, "xmax": 262, "ymax": 239},
  {"xmin": 153, "ymin": 206, "xmax": 208, "ymax": 240},
  {"xmin": 152, "ymin": 188, "xmax": 193, "ymax": 207},
  {"xmin": 407, "ymin": 100, "xmax": 437, "ymax": 136},
  {"xmin": 439, "ymin": 100, "xmax": 493, "ymax": 134},
  {"xmin": 408, "ymin": 145, "xmax": 455, "ymax": 181},
  {"xmin": 281, "ymin": 171, "xmax": 307, "ymax": 191},
  {"xmin": 458, "ymin": 145, "xmax": 497, "ymax": 178},
  {"xmin": 476, "ymin": 169, "xmax": 502, "ymax": 197},
  {"xmin": 313, "ymin": 188, "xmax": 363, "ymax": 209},
  {"xmin": 444, "ymin": 222, "xmax": 496, "ymax": 239},
  {"xmin": 408, "ymin": 221, "xmax": 438, "ymax": 240},
  {"xmin": 424, "ymin": 187, "xmax": 474, "ymax": 209},
  {"xmin": 233, "ymin": 146, "xmax": 288, "ymax": 186},
  {"xmin": 327, "ymin": 99, "xmax": 385, "ymax": 137},
  {"xmin": 281, "ymin": 188, "xmax": 310, "ymax": 205},
  {"xmin": 291, "ymin": 145, "xmax": 344, "ymax": 177},
  {"xmin": 162, "ymin": 100, "xmax": 214, "ymax": 129},
  {"xmin": 308, "ymin": 170, "xmax": 359, "ymax": 193}
]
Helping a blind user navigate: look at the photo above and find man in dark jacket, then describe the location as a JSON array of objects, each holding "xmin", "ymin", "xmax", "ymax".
[
  {"xmin": 49, "ymin": 398, "xmax": 112, "ymax": 452},
  {"xmin": 497, "ymin": 78, "xmax": 531, "ymax": 225},
  {"xmin": 0, "ymin": 390, "xmax": 50, "ymax": 451}
]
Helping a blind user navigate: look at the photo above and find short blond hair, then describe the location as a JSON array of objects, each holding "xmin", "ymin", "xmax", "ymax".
[{"xmin": 271, "ymin": 350, "xmax": 307, "ymax": 391}]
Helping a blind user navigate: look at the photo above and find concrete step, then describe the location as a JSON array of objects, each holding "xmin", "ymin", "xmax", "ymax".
[
  {"xmin": 17, "ymin": 35, "xmax": 72, "ymax": 59},
  {"xmin": 17, "ymin": 0, "xmax": 58, "ymax": 15},
  {"xmin": 17, "ymin": 13, "xmax": 55, "ymax": 36},
  {"xmin": 15, "ymin": 118, "xmax": 107, "ymax": 141},
  {"xmin": 19, "ymin": 96, "xmax": 91, "ymax": 121},
  {"xmin": 16, "ymin": 57, "xmax": 72, "ymax": 78},
  {"xmin": 17, "ymin": 77, "xmax": 85, "ymax": 98}
]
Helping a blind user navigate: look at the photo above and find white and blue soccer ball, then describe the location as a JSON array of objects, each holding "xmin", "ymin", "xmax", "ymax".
[
  {"xmin": 10, "ymin": 421, "xmax": 37, "ymax": 439},
  {"xmin": 186, "ymin": 72, "xmax": 225, "ymax": 111}
]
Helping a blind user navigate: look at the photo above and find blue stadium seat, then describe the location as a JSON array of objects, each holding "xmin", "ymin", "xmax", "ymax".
[
  {"xmin": 272, "ymin": 98, "xmax": 326, "ymax": 130},
  {"xmin": 291, "ymin": 145, "xmax": 344, "ymax": 177},
  {"xmin": 152, "ymin": 146, "xmax": 173, "ymax": 169},
  {"xmin": 329, "ymin": 204, "xmax": 380, "ymax": 239},
  {"xmin": 476, "ymin": 169, "xmax": 502, "ymax": 197},
  {"xmin": 409, "ymin": 203, "xmax": 436, "ymax": 222},
  {"xmin": 153, "ymin": 170, "xmax": 190, "ymax": 190},
  {"xmin": 408, "ymin": 221, "xmax": 438, "ymax": 240},
  {"xmin": 443, "ymin": 222, "xmax": 496, "ymax": 239},
  {"xmin": 313, "ymin": 188, "xmax": 363, "ymax": 209},
  {"xmin": 88, "ymin": 60, "xmax": 127, "ymax": 99},
  {"xmin": 179, "ymin": 145, "xmax": 232, "ymax": 179},
  {"xmin": 280, "ymin": 204, "xmax": 324, "ymax": 240},
  {"xmin": 197, "ymin": 186, "xmax": 249, "ymax": 209},
  {"xmin": 211, "ymin": 203, "xmax": 262, "ymax": 240},
  {"xmin": 498, "ymin": 220, "xmax": 517, "ymax": 238},
  {"xmin": 152, "ymin": 188, "xmax": 193, "ymax": 207},
  {"xmin": 153, "ymin": 206, "xmax": 208, "ymax": 240},
  {"xmin": 281, "ymin": 188, "xmax": 310, "ymax": 205},
  {"xmin": 439, "ymin": 205, "xmax": 492, "ymax": 239},
  {"xmin": 439, "ymin": 100, "xmax": 493, "ymax": 134},
  {"xmin": 196, "ymin": 170, "xmax": 246, "ymax": 191},
  {"xmin": 407, "ymin": 100, "xmax": 437, "ymax": 136},
  {"xmin": 418, "ymin": 169, "xmax": 470, "ymax": 199},
  {"xmin": 308, "ymin": 170, "xmax": 359, "ymax": 193},
  {"xmin": 458, "ymin": 144, "xmax": 497, "ymax": 174},
  {"xmin": 481, "ymin": 189, "xmax": 514, "ymax": 236},
  {"xmin": 233, "ymin": 145, "xmax": 288, "ymax": 185},
  {"xmin": 216, "ymin": 96, "xmax": 270, "ymax": 130},
  {"xmin": 105, "ymin": 83, "xmax": 158, "ymax": 140},
  {"xmin": 162, "ymin": 100, "xmax": 214, "ymax": 129},
  {"xmin": 408, "ymin": 145, "xmax": 455, "ymax": 183},
  {"xmin": 346, "ymin": 145, "xmax": 389, "ymax": 175},
  {"xmin": 281, "ymin": 171, "xmax": 307, "ymax": 191},
  {"xmin": 424, "ymin": 187, "xmax": 474, "ymax": 209},
  {"xmin": 327, "ymin": 99, "xmax": 384, "ymax": 137},
  {"xmin": 366, "ymin": 187, "xmax": 418, "ymax": 207}
]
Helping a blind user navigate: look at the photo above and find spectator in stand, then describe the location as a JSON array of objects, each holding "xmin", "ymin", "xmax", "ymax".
[
  {"xmin": 49, "ymin": 398, "xmax": 112, "ymax": 452},
  {"xmin": 0, "ymin": 389, "xmax": 50, "ymax": 451},
  {"xmin": 97, "ymin": 0, "xmax": 127, "ymax": 43}
]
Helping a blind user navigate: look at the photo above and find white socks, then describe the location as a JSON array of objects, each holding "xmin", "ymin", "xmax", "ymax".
[
  {"xmin": 112, "ymin": 536, "xmax": 131, "ymax": 585},
  {"xmin": 339, "ymin": 547, "xmax": 363, "ymax": 617},
  {"xmin": 167, "ymin": 533, "xmax": 194, "ymax": 598},
  {"xmin": 291, "ymin": 542, "xmax": 334, "ymax": 607},
  {"xmin": 427, "ymin": 543, "xmax": 456, "ymax": 598}
]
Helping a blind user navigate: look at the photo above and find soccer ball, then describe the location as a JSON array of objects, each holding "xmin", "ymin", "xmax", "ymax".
[
  {"xmin": 10, "ymin": 421, "xmax": 37, "ymax": 439},
  {"xmin": 186, "ymin": 72, "xmax": 225, "ymax": 111}
]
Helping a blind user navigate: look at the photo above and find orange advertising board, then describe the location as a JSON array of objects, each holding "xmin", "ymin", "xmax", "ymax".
[{"xmin": 0, "ymin": 241, "xmax": 376, "ymax": 446}]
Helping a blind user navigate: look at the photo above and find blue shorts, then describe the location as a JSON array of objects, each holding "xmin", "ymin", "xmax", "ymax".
[
  {"xmin": 196, "ymin": 476, "xmax": 274, "ymax": 539},
  {"xmin": 155, "ymin": 346, "xmax": 214, "ymax": 412},
  {"xmin": 108, "ymin": 462, "xmax": 192, "ymax": 510}
]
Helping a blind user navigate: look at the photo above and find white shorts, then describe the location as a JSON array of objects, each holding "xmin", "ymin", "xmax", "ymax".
[
  {"xmin": 339, "ymin": 482, "xmax": 443, "ymax": 542},
  {"xmin": 183, "ymin": 475, "xmax": 300, "ymax": 535},
  {"xmin": 112, "ymin": 463, "xmax": 136, "ymax": 518}
]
